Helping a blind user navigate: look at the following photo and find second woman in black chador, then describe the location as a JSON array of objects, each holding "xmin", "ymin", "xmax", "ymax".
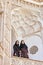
[
  {"xmin": 20, "ymin": 40, "xmax": 29, "ymax": 58},
  {"xmin": 13, "ymin": 40, "xmax": 20, "ymax": 57}
]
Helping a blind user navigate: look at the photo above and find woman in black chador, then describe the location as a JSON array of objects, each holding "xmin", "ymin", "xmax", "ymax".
[
  {"xmin": 13, "ymin": 40, "xmax": 20, "ymax": 57},
  {"xmin": 20, "ymin": 40, "xmax": 29, "ymax": 58}
]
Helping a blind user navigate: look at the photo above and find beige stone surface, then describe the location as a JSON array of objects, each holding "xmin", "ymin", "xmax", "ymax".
[
  {"xmin": 33, "ymin": 0, "xmax": 43, "ymax": 2},
  {"xmin": 0, "ymin": 0, "xmax": 43, "ymax": 65},
  {"xmin": 12, "ymin": 56, "xmax": 43, "ymax": 65}
]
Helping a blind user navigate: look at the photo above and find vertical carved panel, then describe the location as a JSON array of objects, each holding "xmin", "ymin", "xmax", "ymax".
[{"xmin": 0, "ymin": 56, "xmax": 3, "ymax": 65}]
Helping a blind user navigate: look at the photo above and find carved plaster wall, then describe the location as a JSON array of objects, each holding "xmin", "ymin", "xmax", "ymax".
[{"xmin": 0, "ymin": 0, "xmax": 43, "ymax": 65}]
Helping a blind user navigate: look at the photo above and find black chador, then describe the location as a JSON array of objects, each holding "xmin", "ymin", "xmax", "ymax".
[
  {"xmin": 20, "ymin": 43, "xmax": 29, "ymax": 58},
  {"xmin": 13, "ymin": 41, "xmax": 20, "ymax": 57}
]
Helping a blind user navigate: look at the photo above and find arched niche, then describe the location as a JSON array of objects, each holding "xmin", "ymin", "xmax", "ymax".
[{"xmin": 11, "ymin": 5, "xmax": 43, "ymax": 61}]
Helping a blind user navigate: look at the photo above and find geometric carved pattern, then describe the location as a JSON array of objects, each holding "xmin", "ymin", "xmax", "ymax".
[
  {"xmin": 12, "ymin": 7, "xmax": 42, "ymax": 38},
  {"xmin": 0, "ymin": 0, "xmax": 43, "ymax": 65}
]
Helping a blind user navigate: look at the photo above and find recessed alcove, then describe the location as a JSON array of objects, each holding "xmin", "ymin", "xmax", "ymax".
[
  {"xmin": 11, "ymin": 19, "xmax": 43, "ymax": 61},
  {"xmin": 11, "ymin": 1, "xmax": 43, "ymax": 62}
]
